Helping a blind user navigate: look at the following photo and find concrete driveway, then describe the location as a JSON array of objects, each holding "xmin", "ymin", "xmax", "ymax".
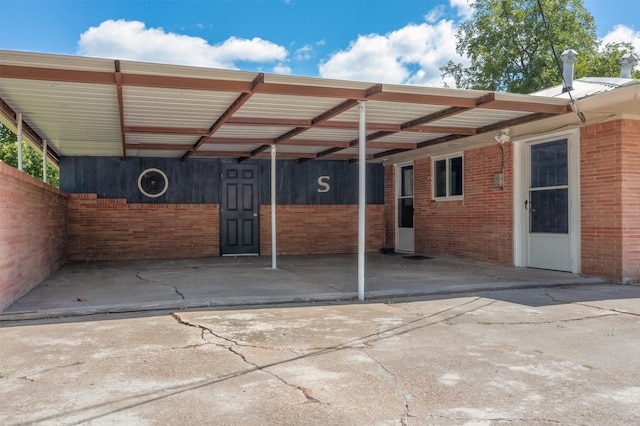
[{"xmin": 1, "ymin": 284, "xmax": 639, "ymax": 425}]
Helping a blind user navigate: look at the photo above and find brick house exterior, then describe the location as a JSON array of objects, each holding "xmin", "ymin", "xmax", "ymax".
[
  {"xmin": 1, "ymin": 50, "xmax": 638, "ymax": 312},
  {"xmin": 383, "ymin": 117, "xmax": 640, "ymax": 283}
]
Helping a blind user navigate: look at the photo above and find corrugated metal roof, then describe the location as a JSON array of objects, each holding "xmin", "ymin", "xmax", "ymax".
[
  {"xmin": 0, "ymin": 50, "xmax": 574, "ymax": 163},
  {"xmin": 531, "ymin": 77, "xmax": 637, "ymax": 100}
]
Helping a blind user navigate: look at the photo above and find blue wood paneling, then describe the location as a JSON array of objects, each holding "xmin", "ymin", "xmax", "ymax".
[{"xmin": 60, "ymin": 157, "xmax": 384, "ymax": 205}]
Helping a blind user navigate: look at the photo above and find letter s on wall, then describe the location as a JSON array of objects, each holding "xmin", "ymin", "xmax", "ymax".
[{"xmin": 317, "ymin": 176, "xmax": 330, "ymax": 193}]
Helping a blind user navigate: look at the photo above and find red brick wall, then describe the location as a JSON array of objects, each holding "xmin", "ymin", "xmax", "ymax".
[
  {"xmin": 260, "ymin": 205, "xmax": 385, "ymax": 255},
  {"xmin": 386, "ymin": 144, "xmax": 514, "ymax": 264},
  {"xmin": 0, "ymin": 162, "xmax": 68, "ymax": 312},
  {"xmin": 620, "ymin": 120, "xmax": 640, "ymax": 281},
  {"xmin": 384, "ymin": 165, "xmax": 395, "ymax": 248},
  {"xmin": 67, "ymin": 194, "xmax": 219, "ymax": 261},
  {"xmin": 581, "ymin": 119, "xmax": 640, "ymax": 281}
]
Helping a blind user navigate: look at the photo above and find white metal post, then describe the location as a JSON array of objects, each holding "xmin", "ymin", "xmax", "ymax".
[
  {"xmin": 358, "ymin": 101, "xmax": 366, "ymax": 301},
  {"xmin": 17, "ymin": 113, "xmax": 23, "ymax": 171},
  {"xmin": 271, "ymin": 144, "xmax": 277, "ymax": 269},
  {"xmin": 42, "ymin": 139, "xmax": 48, "ymax": 183}
]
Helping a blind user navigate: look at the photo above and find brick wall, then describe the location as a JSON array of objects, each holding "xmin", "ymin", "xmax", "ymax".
[
  {"xmin": 0, "ymin": 162, "xmax": 68, "ymax": 312},
  {"xmin": 67, "ymin": 194, "xmax": 219, "ymax": 261},
  {"xmin": 386, "ymin": 144, "xmax": 514, "ymax": 264},
  {"xmin": 384, "ymin": 165, "xmax": 395, "ymax": 248},
  {"xmin": 259, "ymin": 205, "xmax": 385, "ymax": 255},
  {"xmin": 620, "ymin": 120, "xmax": 640, "ymax": 281},
  {"xmin": 581, "ymin": 119, "xmax": 640, "ymax": 281}
]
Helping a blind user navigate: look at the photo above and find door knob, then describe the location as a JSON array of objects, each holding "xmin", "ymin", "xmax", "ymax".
[{"xmin": 253, "ymin": 213, "xmax": 258, "ymax": 217}]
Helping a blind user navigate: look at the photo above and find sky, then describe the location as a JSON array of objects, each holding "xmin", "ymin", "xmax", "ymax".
[{"xmin": 0, "ymin": 0, "xmax": 638, "ymax": 88}]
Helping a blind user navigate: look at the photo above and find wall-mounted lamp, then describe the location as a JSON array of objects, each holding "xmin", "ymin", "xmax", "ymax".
[
  {"xmin": 494, "ymin": 128, "xmax": 510, "ymax": 144},
  {"xmin": 493, "ymin": 128, "xmax": 509, "ymax": 189}
]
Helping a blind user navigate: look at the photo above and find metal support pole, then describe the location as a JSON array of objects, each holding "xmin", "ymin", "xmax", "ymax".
[
  {"xmin": 42, "ymin": 139, "xmax": 48, "ymax": 183},
  {"xmin": 271, "ymin": 144, "xmax": 277, "ymax": 269},
  {"xmin": 17, "ymin": 113, "xmax": 23, "ymax": 171},
  {"xmin": 358, "ymin": 101, "xmax": 366, "ymax": 301}
]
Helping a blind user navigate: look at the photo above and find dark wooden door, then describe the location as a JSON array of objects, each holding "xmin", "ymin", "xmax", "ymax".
[{"xmin": 220, "ymin": 164, "xmax": 260, "ymax": 255}]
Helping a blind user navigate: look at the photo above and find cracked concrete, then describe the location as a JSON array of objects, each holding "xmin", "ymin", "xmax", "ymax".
[
  {"xmin": 2, "ymin": 253, "xmax": 606, "ymax": 319},
  {"xmin": 172, "ymin": 312, "xmax": 326, "ymax": 405},
  {"xmin": 1, "ymin": 284, "xmax": 639, "ymax": 425},
  {"xmin": 137, "ymin": 273, "xmax": 186, "ymax": 300}
]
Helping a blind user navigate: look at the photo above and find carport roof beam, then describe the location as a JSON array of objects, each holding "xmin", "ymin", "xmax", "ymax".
[
  {"xmin": 238, "ymin": 85, "xmax": 381, "ymax": 162},
  {"xmin": 181, "ymin": 73, "xmax": 265, "ymax": 162}
]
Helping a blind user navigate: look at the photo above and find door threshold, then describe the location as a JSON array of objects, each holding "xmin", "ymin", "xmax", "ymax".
[{"xmin": 222, "ymin": 253, "xmax": 259, "ymax": 257}]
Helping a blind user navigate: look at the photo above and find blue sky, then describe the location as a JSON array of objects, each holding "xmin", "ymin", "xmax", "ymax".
[{"xmin": 0, "ymin": 0, "xmax": 638, "ymax": 87}]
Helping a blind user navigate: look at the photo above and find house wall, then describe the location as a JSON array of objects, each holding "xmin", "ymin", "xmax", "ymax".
[
  {"xmin": 60, "ymin": 157, "xmax": 384, "ymax": 205},
  {"xmin": 0, "ymin": 162, "xmax": 68, "ymax": 311},
  {"xmin": 384, "ymin": 165, "xmax": 395, "ymax": 248},
  {"xmin": 67, "ymin": 194, "xmax": 219, "ymax": 261},
  {"xmin": 385, "ymin": 143, "xmax": 514, "ymax": 264},
  {"xmin": 581, "ymin": 119, "xmax": 640, "ymax": 281},
  {"xmin": 61, "ymin": 157, "xmax": 385, "ymax": 260},
  {"xmin": 259, "ymin": 204, "xmax": 385, "ymax": 255}
]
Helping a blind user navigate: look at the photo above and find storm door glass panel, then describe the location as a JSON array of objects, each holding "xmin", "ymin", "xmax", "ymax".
[
  {"xmin": 434, "ymin": 159, "xmax": 446, "ymax": 197},
  {"xmin": 399, "ymin": 199, "xmax": 413, "ymax": 228},
  {"xmin": 401, "ymin": 166, "xmax": 414, "ymax": 197},
  {"xmin": 530, "ymin": 189, "xmax": 568, "ymax": 233},
  {"xmin": 449, "ymin": 157, "xmax": 463, "ymax": 196},
  {"xmin": 529, "ymin": 139, "xmax": 569, "ymax": 234},
  {"xmin": 530, "ymin": 140, "xmax": 567, "ymax": 188},
  {"xmin": 398, "ymin": 165, "xmax": 414, "ymax": 228}
]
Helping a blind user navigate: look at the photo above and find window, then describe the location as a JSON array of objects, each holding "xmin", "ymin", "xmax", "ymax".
[{"xmin": 433, "ymin": 154, "xmax": 463, "ymax": 200}]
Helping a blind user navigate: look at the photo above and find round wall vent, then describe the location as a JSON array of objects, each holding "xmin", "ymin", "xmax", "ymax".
[{"xmin": 138, "ymin": 168, "xmax": 169, "ymax": 198}]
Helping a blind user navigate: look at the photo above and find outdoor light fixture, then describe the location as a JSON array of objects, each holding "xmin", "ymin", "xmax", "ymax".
[{"xmin": 494, "ymin": 128, "xmax": 511, "ymax": 144}]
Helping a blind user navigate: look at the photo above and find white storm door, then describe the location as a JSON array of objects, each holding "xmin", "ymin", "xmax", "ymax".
[
  {"xmin": 526, "ymin": 139, "xmax": 572, "ymax": 271},
  {"xmin": 396, "ymin": 164, "xmax": 414, "ymax": 253}
]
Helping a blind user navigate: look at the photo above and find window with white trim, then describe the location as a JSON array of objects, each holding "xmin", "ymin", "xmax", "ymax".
[{"xmin": 433, "ymin": 154, "xmax": 463, "ymax": 200}]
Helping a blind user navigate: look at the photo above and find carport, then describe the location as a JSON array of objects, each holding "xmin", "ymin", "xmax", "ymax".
[{"xmin": 0, "ymin": 50, "xmax": 576, "ymax": 313}]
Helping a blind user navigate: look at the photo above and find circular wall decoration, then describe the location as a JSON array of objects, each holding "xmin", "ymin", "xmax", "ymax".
[{"xmin": 137, "ymin": 168, "xmax": 169, "ymax": 198}]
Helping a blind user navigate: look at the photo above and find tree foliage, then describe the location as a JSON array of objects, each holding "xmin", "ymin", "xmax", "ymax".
[
  {"xmin": 0, "ymin": 123, "xmax": 60, "ymax": 187},
  {"xmin": 441, "ymin": 0, "xmax": 637, "ymax": 93},
  {"xmin": 580, "ymin": 42, "xmax": 640, "ymax": 79}
]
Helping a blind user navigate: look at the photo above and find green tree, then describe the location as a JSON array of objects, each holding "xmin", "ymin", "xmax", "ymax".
[
  {"xmin": 441, "ymin": 0, "xmax": 602, "ymax": 93},
  {"xmin": 0, "ymin": 123, "xmax": 60, "ymax": 187},
  {"xmin": 580, "ymin": 42, "xmax": 640, "ymax": 79}
]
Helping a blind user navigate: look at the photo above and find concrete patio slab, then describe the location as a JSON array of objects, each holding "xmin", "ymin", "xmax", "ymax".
[{"xmin": 2, "ymin": 253, "xmax": 606, "ymax": 320}]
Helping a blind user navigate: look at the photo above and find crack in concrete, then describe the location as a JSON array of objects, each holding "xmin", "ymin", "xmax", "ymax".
[
  {"xmin": 362, "ymin": 348, "xmax": 415, "ymax": 425},
  {"xmin": 136, "ymin": 272, "xmax": 185, "ymax": 300},
  {"xmin": 423, "ymin": 415, "xmax": 572, "ymax": 424},
  {"xmin": 15, "ymin": 361, "xmax": 85, "ymax": 382},
  {"xmin": 172, "ymin": 313, "xmax": 323, "ymax": 404}
]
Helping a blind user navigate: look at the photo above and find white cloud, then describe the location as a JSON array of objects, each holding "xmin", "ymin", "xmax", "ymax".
[
  {"xmin": 295, "ymin": 45, "xmax": 314, "ymax": 61},
  {"xmin": 273, "ymin": 63, "xmax": 292, "ymax": 74},
  {"xmin": 450, "ymin": 0, "xmax": 474, "ymax": 20},
  {"xmin": 601, "ymin": 24, "xmax": 640, "ymax": 52},
  {"xmin": 318, "ymin": 18, "xmax": 466, "ymax": 87},
  {"xmin": 425, "ymin": 6, "xmax": 446, "ymax": 24},
  {"xmin": 77, "ymin": 19, "xmax": 288, "ymax": 69}
]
